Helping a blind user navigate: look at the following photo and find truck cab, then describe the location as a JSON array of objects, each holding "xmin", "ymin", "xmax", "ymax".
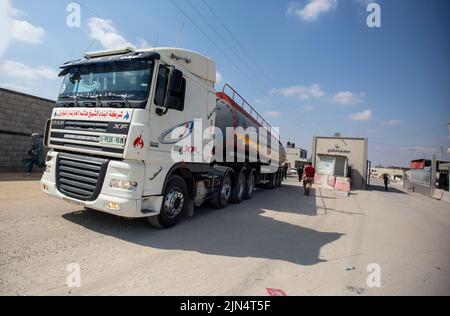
[{"xmin": 41, "ymin": 47, "xmax": 285, "ymax": 228}]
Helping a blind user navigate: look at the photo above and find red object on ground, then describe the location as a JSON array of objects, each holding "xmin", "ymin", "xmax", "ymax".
[
  {"xmin": 266, "ymin": 288, "xmax": 287, "ymax": 296},
  {"xmin": 328, "ymin": 176, "xmax": 336, "ymax": 187},
  {"xmin": 335, "ymin": 181, "xmax": 351, "ymax": 192},
  {"xmin": 304, "ymin": 165, "xmax": 316, "ymax": 178}
]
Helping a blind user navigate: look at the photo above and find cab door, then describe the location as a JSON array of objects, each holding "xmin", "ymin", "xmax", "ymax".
[{"xmin": 148, "ymin": 63, "xmax": 186, "ymax": 156}]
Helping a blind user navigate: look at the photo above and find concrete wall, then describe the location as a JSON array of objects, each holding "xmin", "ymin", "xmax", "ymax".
[
  {"xmin": 313, "ymin": 137, "xmax": 368, "ymax": 190},
  {"xmin": 0, "ymin": 88, "xmax": 54, "ymax": 172}
]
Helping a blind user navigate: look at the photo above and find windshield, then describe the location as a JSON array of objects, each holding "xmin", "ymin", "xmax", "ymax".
[{"xmin": 57, "ymin": 59, "xmax": 154, "ymax": 108}]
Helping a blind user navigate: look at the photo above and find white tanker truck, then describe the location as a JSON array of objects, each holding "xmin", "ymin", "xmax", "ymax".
[{"xmin": 40, "ymin": 47, "xmax": 286, "ymax": 228}]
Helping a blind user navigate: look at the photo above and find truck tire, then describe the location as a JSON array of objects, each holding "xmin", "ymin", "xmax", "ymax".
[
  {"xmin": 244, "ymin": 169, "xmax": 255, "ymax": 200},
  {"xmin": 148, "ymin": 175, "xmax": 187, "ymax": 229},
  {"xmin": 277, "ymin": 170, "xmax": 283, "ymax": 187},
  {"xmin": 231, "ymin": 169, "xmax": 246, "ymax": 204},
  {"xmin": 266, "ymin": 173, "xmax": 277, "ymax": 189},
  {"xmin": 211, "ymin": 174, "xmax": 232, "ymax": 209}
]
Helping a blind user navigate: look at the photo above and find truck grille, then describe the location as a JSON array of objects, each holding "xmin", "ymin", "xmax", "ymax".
[
  {"xmin": 49, "ymin": 120, "xmax": 130, "ymax": 157},
  {"xmin": 56, "ymin": 153, "xmax": 109, "ymax": 201},
  {"xmin": 61, "ymin": 120, "xmax": 109, "ymax": 133}
]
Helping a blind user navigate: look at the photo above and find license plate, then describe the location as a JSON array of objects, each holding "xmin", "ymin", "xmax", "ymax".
[
  {"xmin": 100, "ymin": 136, "xmax": 125, "ymax": 147},
  {"xmin": 63, "ymin": 197, "xmax": 84, "ymax": 206}
]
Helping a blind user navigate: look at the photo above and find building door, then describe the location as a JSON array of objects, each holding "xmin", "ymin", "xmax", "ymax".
[{"xmin": 335, "ymin": 156, "xmax": 347, "ymax": 177}]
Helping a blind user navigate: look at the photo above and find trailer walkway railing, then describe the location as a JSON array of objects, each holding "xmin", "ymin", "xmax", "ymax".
[{"xmin": 221, "ymin": 84, "xmax": 280, "ymax": 140}]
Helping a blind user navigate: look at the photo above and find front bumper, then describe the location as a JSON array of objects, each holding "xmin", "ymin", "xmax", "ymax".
[{"xmin": 41, "ymin": 151, "xmax": 163, "ymax": 218}]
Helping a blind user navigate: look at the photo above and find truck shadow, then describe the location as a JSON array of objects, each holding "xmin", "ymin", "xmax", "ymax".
[{"xmin": 62, "ymin": 182, "xmax": 343, "ymax": 266}]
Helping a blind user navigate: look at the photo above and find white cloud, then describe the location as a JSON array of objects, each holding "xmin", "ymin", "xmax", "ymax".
[
  {"xmin": 0, "ymin": 60, "xmax": 57, "ymax": 81},
  {"xmin": 88, "ymin": 17, "xmax": 132, "ymax": 50},
  {"xmin": 11, "ymin": 17, "xmax": 45, "ymax": 44},
  {"xmin": 349, "ymin": 109, "xmax": 372, "ymax": 121},
  {"xmin": 216, "ymin": 71, "xmax": 223, "ymax": 84},
  {"xmin": 265, "ymin": 111, "xmax": 281, "ymax": 117},
  {"xmin": 332, "ymin": 91, "xmax": 365, "ymax": 106},
  {"xmin": 137, "ymin": 38, "xmax": 151, "ymax": 49},
  {"xmin": 287, "ymin": 0, "xmax": 338, "ymax": 22},
  {"xmin": 9, "ymin": 6, "xmax": 27, "ymax": 18},
  {"xmin": 273, "ymin": 84, "xmax": 325, "ymax": 100},
  {"xmin": 1, "ymin": 4, "xmax": 45, "ymax": 57},
  {"xmin": 381, "ymin": 120, "xmax": 402, "ymax": 126}
]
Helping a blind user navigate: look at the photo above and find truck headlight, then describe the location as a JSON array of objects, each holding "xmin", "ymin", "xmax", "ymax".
[{"xmin": 110, "ymin": 179, "xmax": 138, "ymax": 191}]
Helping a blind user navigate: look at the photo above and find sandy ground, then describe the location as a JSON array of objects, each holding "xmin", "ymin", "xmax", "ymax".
[{"xmin": 0, "ymin": 174, "xmax": 449, "ymax": 296}]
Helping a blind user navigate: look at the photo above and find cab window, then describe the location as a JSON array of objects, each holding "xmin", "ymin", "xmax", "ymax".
[{"xmin": 154, "ymin": 65, "xmax": 170, "ymax": 106}]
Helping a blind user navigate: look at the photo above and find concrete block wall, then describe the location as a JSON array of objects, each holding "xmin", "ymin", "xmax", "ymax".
[{"xmin": 0, "ymin": 88, "xmax": 54, "ymax": 172}]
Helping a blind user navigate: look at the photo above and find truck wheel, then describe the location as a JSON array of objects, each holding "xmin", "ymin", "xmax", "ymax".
[
  {"xmin": 277, "ymin": 170, "xmax": 283, "ymax": 187},
  {"xmin": 244, "ymin": 170, "xmax": 255, "ymax": 200},
  {"xmin": 211, "ymin": 174, "xmax": 232, "ymax": 209},
  {"xmin": 266, "ymin": 173, "xmax": 276, "ymax": 189},
  {"xmin": 231, "ymin": 170, "xmax": 246, "ymax": 204},
  {"xmin": 148, "ymin": 175, "xmax": 187, "ymax": 229}
]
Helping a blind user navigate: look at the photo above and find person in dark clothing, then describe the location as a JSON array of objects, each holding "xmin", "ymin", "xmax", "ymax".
[
  {"xmin": 283, "ymin": 163, "xmax": 288, "ymax": 180},
  {"xmin": 297, "ymin": 166, "xmax": 304, "ymax": 182},
  {"xmin": 383, "ymin": 174, "xmax": 390, "ymax": 191},
  {"xmin": 27, "ymin": 133, "xmax": 46, "ymax": 174}
]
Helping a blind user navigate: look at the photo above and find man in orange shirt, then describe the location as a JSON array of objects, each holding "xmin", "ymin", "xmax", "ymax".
[{"xmin": 303, "ymin": 162, "xmax": 316, "ymax": 196}]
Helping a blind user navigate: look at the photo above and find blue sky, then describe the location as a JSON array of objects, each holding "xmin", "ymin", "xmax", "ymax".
[{"xmin": 1, "ymin": 0, "xmax": 449, "ymax": 167}]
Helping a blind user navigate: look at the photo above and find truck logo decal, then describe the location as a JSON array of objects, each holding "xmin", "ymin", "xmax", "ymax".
[
  {"xmin": 113, "ymin": 123, "xmax": 129, "ymax": 130},
  {"xmin": 158, "ymin": 121, "xmax": 195, "ymax": 145},
  {"xmin": 133, "ymin": 134, "xmax": 144, "ymax": 149}
]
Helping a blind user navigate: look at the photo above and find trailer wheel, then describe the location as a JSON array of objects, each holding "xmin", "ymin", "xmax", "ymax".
[
  {"xmin": 277, "ymin": 170, "xmax": 283, "ymax": 187},
  {"xmin": 266, "ymin": 173, "xmax": 277, "ymax": 189},
  {"xmin": 244, "ymin": 170, "xmax": 255, "ymax": 200},
  {"xmin": 148, "ymin": 175, "xmax": 187, "ymax": 229},
  {"xmin": 231, "ymin": 170, "xmax": 246, "ymax": 204},
  {"xmin": 211, "ymin": 174, "xmax": 232, "ymax": 209}
]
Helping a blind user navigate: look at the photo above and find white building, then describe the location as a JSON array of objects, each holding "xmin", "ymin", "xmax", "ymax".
[
  {"xmin": 285, "ymin": 143, "xmax": 308, "ymax": 169},
  {"xmin": 312, "ymin": 136, "xmax": 369, "ymax": 190}
]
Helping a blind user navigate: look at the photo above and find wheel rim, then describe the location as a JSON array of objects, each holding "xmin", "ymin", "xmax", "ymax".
[
  {"xmin": 222, "ymin": 181, "xmax": 231, "ymax": 201},
  {"xmin": 164, "ymin": 188, "xmax": 184, "ymax": 219}
]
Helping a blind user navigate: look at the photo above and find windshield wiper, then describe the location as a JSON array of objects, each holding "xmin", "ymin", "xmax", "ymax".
[
  {"xmin": 70, "ymin": 95, "xmax": 80, "ymax": 107},
  {"xmin": 79, "ymin": 95, "xmax": 102, "ymax": 107},
  {"xmin": 103, "ymin": 94, "xmax": 132, "ymax": 108}
]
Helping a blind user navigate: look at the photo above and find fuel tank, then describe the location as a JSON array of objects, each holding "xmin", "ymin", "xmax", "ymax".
[{"xmin": 215, "ymin": 91, "xmax": 286, "ymax": 166}]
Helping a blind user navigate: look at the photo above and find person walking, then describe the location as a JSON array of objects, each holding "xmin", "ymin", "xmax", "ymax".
[
  {"xmin": 297, "ymin": 165, "xmax": 304, "ymax": 183},
  {"xmin": 27, "ymin": 133, "xmax": 46, "ymax": 174},
  {"xmin": 303, "ymin": 162, "xmax": 315, "ymax": 196},
  {"xmin": 283, "ymin": 163, "xmax": 289, "ymax": 180},
  {"xmin": 383, "ymin": 174, "xmax": 390, "ymax": 191}
]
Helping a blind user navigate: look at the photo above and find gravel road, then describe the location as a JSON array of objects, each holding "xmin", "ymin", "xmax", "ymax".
[{"xmin": 1, "ymin": 175, "xmax": 449, "ymax": 295}]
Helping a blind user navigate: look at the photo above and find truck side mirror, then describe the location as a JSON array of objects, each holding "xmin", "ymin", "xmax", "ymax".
[
  {"xmin": 163, "ymin": 69, "xmax": 184, "ymax": 110},
  {"xmin": 164, "ymin": 95, "xmax": 181, "ymax": 110},
  {"xmin": 167, "ymin": 69, "xmax": 183, "ymax": 94}
]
